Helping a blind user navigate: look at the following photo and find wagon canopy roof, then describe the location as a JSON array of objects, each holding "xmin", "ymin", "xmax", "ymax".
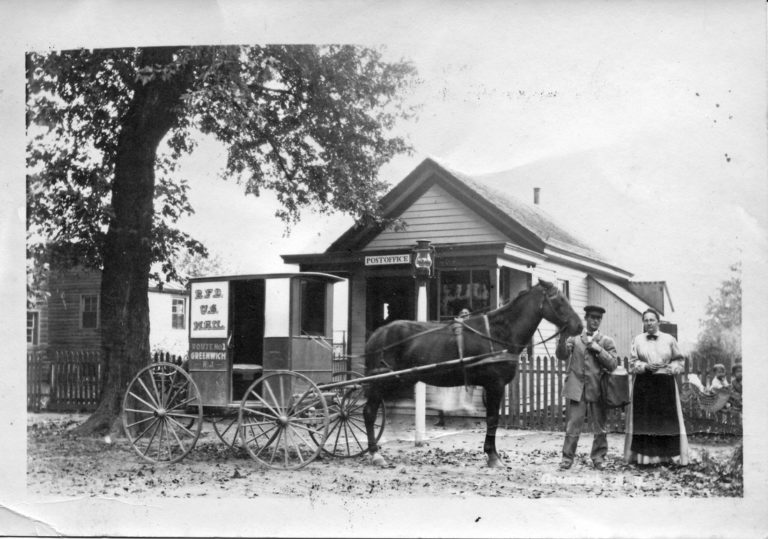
[{"xmin": 187, "ymin": 272, "xmax": 345, "ymax": 284}]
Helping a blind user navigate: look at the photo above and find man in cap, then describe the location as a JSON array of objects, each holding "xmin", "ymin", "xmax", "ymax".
[{"xmin": 555, "ymin": 305, "xmax": 619, "ymax": 470}]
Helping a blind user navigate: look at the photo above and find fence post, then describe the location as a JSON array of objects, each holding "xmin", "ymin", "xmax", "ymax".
[{"xmin": 510, "ymin": 360, "xmax": 520, "ymax": 428}]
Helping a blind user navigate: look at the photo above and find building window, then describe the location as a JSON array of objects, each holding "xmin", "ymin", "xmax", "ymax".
[
  {"xmin": 80, "ymin": 294, "xmax": 99, "ymax": 329},
  {"xmin": 27, "ymin": 311, "xmax": 39, "ymax": 345},
  {"xmin": 172, "ymin": 298, "xmax": 186, "ymax": 329},
  {"xmin": 439, "ymin": 270, "xmax": 491, "ymax": 320},
  {"xmin": 558, "ymin": 279, "xmax": 570, "ymax": 299}
]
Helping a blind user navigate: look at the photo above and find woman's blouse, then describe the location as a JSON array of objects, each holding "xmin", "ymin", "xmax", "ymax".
[{"xmin": 629, "ymin": 331, "xmax": 684, "ymax": 375}]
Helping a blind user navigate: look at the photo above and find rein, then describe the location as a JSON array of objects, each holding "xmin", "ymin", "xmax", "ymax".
[
  {"xmin": 455, "ymin": 318, "xmax": 566, "ymax": 351},
  {"xmin": 357, "ymin": 284, "xmax": 572, "ymax": 367}
]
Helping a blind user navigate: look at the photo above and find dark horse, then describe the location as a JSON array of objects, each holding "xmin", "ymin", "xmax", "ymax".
[{"xmin": 363, "ymin": 279, "xmax": 583, "ymax": 467}]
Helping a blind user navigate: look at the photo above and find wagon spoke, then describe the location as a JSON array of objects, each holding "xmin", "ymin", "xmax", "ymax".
[
  {"xmin": 289, "ymin": 394, "xmax": 322, "ymax": 418},
  {"xmin": 278, "ymin": 376, "xmax": 286, "ymax": 411},
  {"xmin": 163, "ymin": 420, "xmax": 176, "ymax": 461},
  {"xmin": 166, "ymin": 418, "xmax": 188, "ymax": 455},
  {"xmin": 212, "ymin": 413, "xmax": 242, "ymax": 449},
  {"xmin": 241, "ymin": 415, "xmax": 276, "ymax": 427},
  {"xmin": 134, "ymin": 416, "xmax": 161, "ymax": 444},
  {"xmin": 124, "ymin": 406, "xmax": 156, "ymax": 416},
  {"xmin": 344, "ymin": 418, "xmax": 365, "ymax": 450},
  {"xmin": 166, "ymin": 414, "xmax": 197, "ymax": 438},
  {"xmin": 242, "ymin": 421, "xmax": 278, "ymax": 447},
  {"xmin": 165, "ymin": 394, "xmax": 199, "ymax": 413},
  {"xmin": 163, "ymin": 376, "xmax": 186, "ymax": 408},
  {"xmin": 156, "ymin": 419, "xmax": 166, "ymax": 461},
  {"xmin": 165, "ymin": 411, "xmax": 200, "ymax": 420},
  {"xmin": 147, "ymin": 369, "xmax": 167, "ymax": 406},
  {"xmin": 141, "ymin": 420, "xmax": 161, "ymax": 458},
  {"xmin": 267, "ymin": 427, "xmax": 284, "ymax": 465},
  {"xmin": 285, "ymin": 427, "xmax": 306, "ymax": 467},
  {"xmin": 288, "ymin": 418, "xmax": 324, "ymax": 438},
  {"xmin": 134, "ymin": 379, "xmax": 160, "ymax": 410},
  {"xmin": 124, "ymin": 414, "xmax": 156, "ymax": 430},
  {"xmin": 287, "ymin": 387, "xmax": 315, "ymax": 415},
  {"xmin": 329, "ymin": 419, "xmax": 344, "ymax": 454},
  {"xmin": 252, "ymin": 385, "xmax": 281, "ymax": 418},
  {"xmin": 346, "ymin": 414, "xmax": 368, "ymax": 431},
  {"xmin": 286, "ymin": 426, "xmax": 308, "ymax": 465}
]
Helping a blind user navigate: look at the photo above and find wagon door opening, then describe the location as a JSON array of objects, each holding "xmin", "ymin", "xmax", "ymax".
[{"xmin": 231, "ymin": 279, "xmax": 266, "ymax": 400}]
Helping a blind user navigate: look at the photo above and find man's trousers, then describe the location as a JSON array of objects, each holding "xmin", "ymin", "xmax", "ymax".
[{"xmin": 562, "ymin": 397, "xmax": 608, "ymax": 463}]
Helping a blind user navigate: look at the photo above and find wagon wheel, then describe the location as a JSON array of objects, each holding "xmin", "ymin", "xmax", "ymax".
[
  {"xmin": 315, "ymin": 371, "xmax": 386, "ymax": 458},
  {"xmin": 121, "ymin": 362, "xmax": 203, "ymax": 464},
  {"xmin": 211, "ymin": 411, "xmax": 241, "ymax": 448},
  {"xmin": 238, "ymin": 371, "xmax": 329, "ymax": 470}
]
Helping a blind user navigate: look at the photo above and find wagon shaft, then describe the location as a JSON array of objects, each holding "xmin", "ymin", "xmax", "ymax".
[{"xmin": 318, "ymin": 349, "xmax": 513, "ymax": 391}]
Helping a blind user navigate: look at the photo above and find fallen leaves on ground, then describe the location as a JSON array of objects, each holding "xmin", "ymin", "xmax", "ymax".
[{"xmin": 27, "ymin": 414, "xmax": 742, "ymax": 499}]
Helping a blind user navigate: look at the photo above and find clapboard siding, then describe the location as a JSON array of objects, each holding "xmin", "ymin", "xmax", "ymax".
[
  {"xmin": 47, "ymin": 269, "xmax": 102, "ymax": 348},
  {"xmin": 588, "ymin": 279, "xmax": 643, "ymax": 357},
  {"xmin": 530, "ymin": 262, "xmax": 588, "ymax": 358},
  {"xmin": 364, "ymin": 184, "xmax": 507, "ymax": 250}
]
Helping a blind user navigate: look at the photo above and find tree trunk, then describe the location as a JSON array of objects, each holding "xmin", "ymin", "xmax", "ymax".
[{"xmin": 75, "ymin": 48, "xmax": 189, "ymax": 436}]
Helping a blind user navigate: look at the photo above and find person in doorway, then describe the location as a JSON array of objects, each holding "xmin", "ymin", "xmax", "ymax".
[
  {"xmin": 435, "ymin": 307, "xmax": 472, "ymax": 427},
  {"xmin": 624, "ymin": 308, "xmax": 689, "ymax": 466},
  {"xmin": 555, "ymin": 305, "xmax": 619, "ymax": 471}
]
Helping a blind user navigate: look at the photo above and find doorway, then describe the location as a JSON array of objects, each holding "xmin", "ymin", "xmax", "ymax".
[{"xmin": 365, "ymin": 276, "xmax": 416, "ymax": 335}]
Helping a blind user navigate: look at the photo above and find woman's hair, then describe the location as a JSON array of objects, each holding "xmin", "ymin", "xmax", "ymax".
[
  {"xmin": 641, "ymin": 308, "xmax": 661, "ymax": 322},
  {"xmin": 712, "ymin": 363, "xmax": 725, "ymax": 373}
]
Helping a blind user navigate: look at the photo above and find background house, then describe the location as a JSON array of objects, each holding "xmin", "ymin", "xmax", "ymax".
[{"xmin": 27, "ymin": 266, "xmax": 190, "ymax": 356}]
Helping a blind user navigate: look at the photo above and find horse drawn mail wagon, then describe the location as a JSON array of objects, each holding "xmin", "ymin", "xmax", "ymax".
[
  {"xmin": 121, "ymin": 277, "xmax": 582, "ymax": 470},
  {"xmin": 121, "ymin": 272, "xmax": 386, "ymax": 469}
]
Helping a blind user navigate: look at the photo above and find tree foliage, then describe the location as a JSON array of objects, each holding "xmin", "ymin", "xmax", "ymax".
[
  {"xmin": 27, "ymin": 45, "xmax": 417, "ymax": 283},
  {"xmin": 695, "ymin": 262, "xmax": 741, "ymax": 364},
  {"xmin": 26, "ymin": 45, "xmax": 418, "ymax": 434},
  {"xmin": 171, "ymin": 249, "xmax": 234, "ymax": 283}
]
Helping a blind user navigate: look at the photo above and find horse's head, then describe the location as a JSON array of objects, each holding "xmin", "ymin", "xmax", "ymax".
[{"xmin": 536, "ymin": 279, "xmax": 583, "ymax": 337}]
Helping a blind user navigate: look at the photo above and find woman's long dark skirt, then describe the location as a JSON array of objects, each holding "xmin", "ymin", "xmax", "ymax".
[{"xmin": 630, "ymin": 373, "xmax": 681, "ymax": 458}]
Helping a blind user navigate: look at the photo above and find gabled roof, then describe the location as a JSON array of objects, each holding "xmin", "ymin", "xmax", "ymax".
[
  {"xmin": 328, "ymin": 158, "xmax": 627, "ymax": 274},
  {"xmin": 629, "ymin": 280, "xmax": 675, "ymax": 313},
  {"xmin": 591, "ymin": 276, "xmax": 652, "ymax": 314}
]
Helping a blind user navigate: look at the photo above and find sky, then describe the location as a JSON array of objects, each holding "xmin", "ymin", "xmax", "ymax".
[{"xmin": 165, "ymin": 2, "xmax": 767, "ymax": 347}]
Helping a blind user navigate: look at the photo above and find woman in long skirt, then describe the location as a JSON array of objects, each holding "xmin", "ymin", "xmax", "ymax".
[{"xmin": 624, "ymin": 308, "xmax": 689, "ymax": 466}]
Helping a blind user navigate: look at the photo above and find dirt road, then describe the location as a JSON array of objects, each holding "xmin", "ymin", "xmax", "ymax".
[{"xmin": 27, "ymin": 413, "xmax": 741, "ymax": 500}]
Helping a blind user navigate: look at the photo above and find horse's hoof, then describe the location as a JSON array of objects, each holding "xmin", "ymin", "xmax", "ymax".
[
  {"xmin": 371, "ymin": 453, "xmax": 388, "ymax": 467},
  {"xmin": 487, "ymin": 455, "xmax": 504, "ymax": 468}
]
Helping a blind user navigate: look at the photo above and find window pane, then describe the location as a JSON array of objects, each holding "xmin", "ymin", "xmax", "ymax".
[
  {"xmin": 440, "ymin": 270, "xmax": 491, "ymax": 319},
  {"xmin": 81, "ymin": 295, "xmax": 98, "ymax": 329},
  {"xmin": 440, "ymin": 270, "xmax": 471, "ymax": 319},
  {"xmin": 299, "ymin": 280, "xmax": 326, "ymax": 336},
  {"xmin": 172, "ymin": 298, "xmax": 186, "ymax": 329},
  {"xmin": 471, "ymin": 270, "xmax": 491, "ymax": 312},
  {"xmin": 27, "ymin": 311, "xmax": 38, "ymax": 345}
]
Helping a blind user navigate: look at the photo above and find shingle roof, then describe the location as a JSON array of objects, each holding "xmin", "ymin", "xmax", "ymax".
[{"xmin": 441, "ymin": 162, "xmax": 609, "ymax": 263}]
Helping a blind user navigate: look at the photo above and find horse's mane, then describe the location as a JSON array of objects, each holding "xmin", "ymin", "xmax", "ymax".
[{"xmin": 485, "ymin": 282, "xmax": 545, "ymax": 317}]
